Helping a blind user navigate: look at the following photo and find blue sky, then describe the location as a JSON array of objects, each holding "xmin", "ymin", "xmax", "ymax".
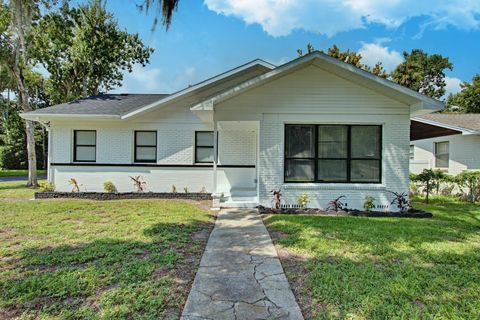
[{"xmin": 107, "ymin": 0, "xmax": 480, "ymax": 98}]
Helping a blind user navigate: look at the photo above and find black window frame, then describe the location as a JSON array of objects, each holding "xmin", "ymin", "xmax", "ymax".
[
  {"xmin": 195, "ymin": 131, "xmax": 215, "ymax": 163},
  {"xmin": 284, "ymin": 124, "xmax": 382, "ymax": 183},
  {"xmin": 73, "ymin": 130, "xmax": 96, "ymax": 162},
  {"xmin": 134, "ymin": 130, "xmax": 157, "ymax": 163}
]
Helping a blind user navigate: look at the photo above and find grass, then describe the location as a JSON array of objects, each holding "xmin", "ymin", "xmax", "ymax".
[
  {"xmin": 263, "ymin": 196, "xmax": 480, "ymax": 319},
  {"xmin": 0, "ymin": 169, "xmax": 47, "ymax": 177},
  {"xmin": 0, "ymin": 181, "xmax": 215, "ymax": 319}
]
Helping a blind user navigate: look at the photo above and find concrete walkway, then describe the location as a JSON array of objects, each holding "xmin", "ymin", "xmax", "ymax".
[{"xmin": 181, "ymin": 209, "xmax": 304, "ymax": 320}]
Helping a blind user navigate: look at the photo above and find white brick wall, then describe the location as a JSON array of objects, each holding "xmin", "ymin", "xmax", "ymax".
[
  {"xmin": 218, "ymin": 130, "xmax": 256, "ymax": 165},
  {"xmin": 157, "ymin": 126, "xmax": 196, "ymax": 164},
  {"xmin": 257, "ymin": 114, "xmax": 410, "ymax": 211},
  {"xmin": 97, "ymin": 128, "xmax": 132, "ymax": 163}
]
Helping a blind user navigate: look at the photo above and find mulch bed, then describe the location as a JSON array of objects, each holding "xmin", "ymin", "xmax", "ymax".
[
  {"xmin": 34, "ymin": 191, "xmax": 212, "ymax": 201},
  {"xmin": 257, "ymin": 206, "xmax": 433, "ymax": 218}
]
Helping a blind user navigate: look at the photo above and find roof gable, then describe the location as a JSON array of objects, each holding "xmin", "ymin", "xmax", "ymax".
[{"xmin": 191, "ymin": 51, "xmax": 444, "ymax": 116}]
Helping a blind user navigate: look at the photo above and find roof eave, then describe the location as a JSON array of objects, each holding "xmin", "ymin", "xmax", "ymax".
[
  {"xmin": 122, "ymin": 59, "xmax": 276, "ymax": 119},
  {"xmin": 411, "ymin": 116, "xmax": 477, "ymax": 135},
  {"xmin": 20, "ymin": 113, "xmax": 121, "ymax": 121}
]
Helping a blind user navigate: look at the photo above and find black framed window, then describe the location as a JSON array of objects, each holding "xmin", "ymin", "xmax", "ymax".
[
  {"xmin": 284, "ymin": 124, "xmax": 382, "ymax": 183},
  {"xmin": 134, "ymin": 131, "xmax": 157, "ymax": 162},
  {"xmin": 74, "ymin": 130, "xmax": 96, "ymax": 162},
  {"xmin": 195, "ymin": 131, "xmax": 214, "ymax": 163}
]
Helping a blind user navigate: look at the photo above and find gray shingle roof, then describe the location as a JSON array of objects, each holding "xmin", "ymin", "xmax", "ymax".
[
  {"xmin": 417, "ymin": 113, "xmax": 480, "ymax": 132},
  {"xmin": 28, "ymin": 94, "xmax": 169, "ymax": 116}
]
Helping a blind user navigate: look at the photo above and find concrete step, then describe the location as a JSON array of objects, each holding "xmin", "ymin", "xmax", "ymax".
[
  {"xmin": 221, "ymin": 195, "xmax": 259, "ymax": 208},
  {"xmin": 222, "ymin": 187, "xmax": 257, "ymax": 198}
]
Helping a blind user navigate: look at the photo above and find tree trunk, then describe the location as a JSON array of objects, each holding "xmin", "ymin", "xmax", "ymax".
[
  {"xmin": 25, "ymin": 119, "xmax": 37, "ymax": 186},
  {"xmin": 14, "ymin": 66, "xmax": 37, "ymax": 187}
]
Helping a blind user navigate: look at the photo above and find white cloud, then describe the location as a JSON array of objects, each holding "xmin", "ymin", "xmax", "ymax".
[
  {"xmin": 358, "ymin": 42, "xmax": 404, "ymax": 72},
  {"xmin": 204, "ymin": 0, "xmax": 480, "ymax": 37},
  {"xmin": 111, "ymin": 65, "xmax": 197, "ymax": 94},
  {"xmin": 444, "ymin": 76, "xmax": 463, "ymax": 97}
]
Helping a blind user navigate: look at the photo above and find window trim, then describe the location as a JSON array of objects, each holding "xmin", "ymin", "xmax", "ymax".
[
  {"xmin": 195, "ymin": 131, "xmax": 215, "ymax": 164},
  {"xmin": 134, "ymin": 130, "xmax": 157, "ymax": 163},
  {"xmin": 73, "ymin": 130, "xmax": 96, "ymax": 163},
  {"xmin": 284, "ymin": 124, "xmax": 382, "ymax": 184},
  {"xmin": 434, "ymin": 141, "xmax": 449, "ymax": 169}
]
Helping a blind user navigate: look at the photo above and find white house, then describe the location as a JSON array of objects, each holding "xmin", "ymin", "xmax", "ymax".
[
  {"xmin": 410, "ymin": 114, "xmax": 480, "ymax": 175},
  {"xmin": 21, "ymin": 52, "xmax": 442, "ymax": 210}
]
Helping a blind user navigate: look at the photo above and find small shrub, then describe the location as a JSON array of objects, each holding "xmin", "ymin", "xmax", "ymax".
[
  {"xmin": 456, "ymin": 171, "xmax": 480, "ymax": 203},
  {"xmin": 440, "ymin": 183, "xmax": 455, "ymax": 196},
  {"xmin": 296, "ymin": 193, "xmax": 310, "ymax": 208},
  {"xmin": 69, "ymin": 178, "xmax": 80, "ymax": 192},
  {"xmin": 327, "ymin": 195, "xmax": 345, "ymax": 211},
  {"xmin": 129, "ymin": 176, "xmax": 146, "ymax": 192},
  {"xmin": 171, "ymin": 185, "xmax": 177, "ymax": 193},
  {"xmin": 409, "ymin": 182, "xmax": 421, "ymax": 196},
  {"xmin": 388, "ymin": 191, "xmax": 409, "ymax": 212},
  {"xmin": 39, "ymin": 181, "xmax": 55, "ymax": 192},
  {"xmin": 184, "ymin": 186, "xmax": 188, "ymax": 193},
  {"xmin": 413, "ymin": 169, "xmax": 437, "ymax": 203},
  {"xmin": 363, "ymin": 196, "xmax": 375, "ymax": 212},
  {"xmin": 271, "ymin": 189, "xmax": 282, "ymax": 209},
  {"xmin": 103, "ymin": 181, "xmax": 117, "ymax": 193},
  {"xmin": 199, "ymin": 186, "xmax": 207, "ymax": 193}
]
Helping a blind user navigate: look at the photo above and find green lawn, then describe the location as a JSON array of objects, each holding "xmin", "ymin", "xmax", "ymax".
[
  {"xmin": 0, "ymin": 181, "xmax": 215, "ymax": 319},
  {"xmin": 264, "ymin": 197, "xmax": 480, "ymax": 319},
  {"xmin": 0, "ymin": 169, "xmax": 47, "ymax": 177}
]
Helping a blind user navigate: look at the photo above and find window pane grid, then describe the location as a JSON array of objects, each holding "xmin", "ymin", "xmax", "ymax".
[
  {"xmin": 195, "ymin": 131, "xmax": 215, "ymax": 163},
  {"xmin": 74, "ymin": 130, "xmax": 96, "ymax": 162},
  {"xmin": 134, "ymin": 131, "xmax": 157, "ymax": 162},
  {"xmin": 435, "ymin": 141, "xmax": 449, "ymax": 168},
  {"xmin": 284, "ymin": 125, "xmax": 381, "ymax": 183}
]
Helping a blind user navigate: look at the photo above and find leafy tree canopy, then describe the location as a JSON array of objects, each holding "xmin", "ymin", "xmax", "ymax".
[
  {"xmin": 391, "ymin": 49, "xmax": 452, "ymax": 99},
  {"xmin": 446, "ymin": 74, "xmax": 480, "ymax": 113},
  {"xmin": 298, "ymin": 43, "xmax": 388, "ymax": 78},
  {"xmin": 32, "ymin": 0, "xmax": 154, "ymax": 103}
]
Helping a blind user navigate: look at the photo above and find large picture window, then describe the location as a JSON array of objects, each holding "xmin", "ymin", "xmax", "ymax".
[
  {"xmin": 134, "ymin": 131, "xmax": 157, "ymax": 162},
  {"xmin": 74, "ymin": 130, "xmax": 96, "ymax": 162},
  {"xmin": 195, "ymin": 131, "xmax": 214, "ymax": 163},
  {"xmin": 284, "ymin": 124, "xmax": 382, "ymax": 183}
]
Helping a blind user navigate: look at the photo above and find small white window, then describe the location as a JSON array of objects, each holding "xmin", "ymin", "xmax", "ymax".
[
  {"xmin": 435, "ymin": 141, "xmax": 449, "ymax": 168},
  {"xmin": 134, "ymin": 131, "xmax": 157, "ymax": 162},
  {"xmin": 74, "ymin": 130, "xmax": 96, "ymax": 162},
  {"xmin": 409, "ymin": 145, "xmax": 414, "ymax": 160}
]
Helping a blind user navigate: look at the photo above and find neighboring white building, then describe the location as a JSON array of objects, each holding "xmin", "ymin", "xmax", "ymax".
[
  {"xmin": 21, "ymin": 52, "xmax": 442, "ymax": 210},
  {"xmin": 410, "ymin": 114, "xmax": 480, "ymax": 175}
]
